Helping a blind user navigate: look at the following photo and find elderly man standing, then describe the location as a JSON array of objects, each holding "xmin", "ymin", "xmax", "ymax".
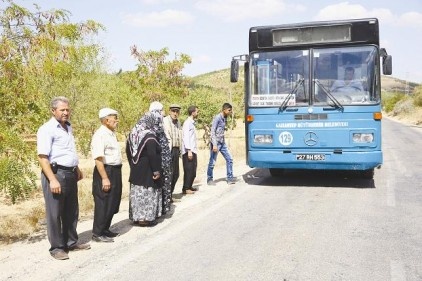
[
  {"xmin": 163, "ymin": 104, "xmax": 182, "ymax": 202},
  {"xmin": 91, "ymin": 108, "xmax": 123, "ymax": 243},
  {"xmin": 37, "ymin": 96, "xmax": 91, "ymax": 260}
]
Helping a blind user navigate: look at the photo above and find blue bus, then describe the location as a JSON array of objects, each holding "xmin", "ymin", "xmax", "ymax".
[{"xmin": 230, "ymin": 18, "xmax": 392, "ymax": 179}]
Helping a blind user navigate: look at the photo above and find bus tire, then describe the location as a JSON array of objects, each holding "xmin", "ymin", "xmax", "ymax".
[
  {"xmin": 269, "ymin": 168, "xmax": 284, "ymax": 177},
  {"xmin": 361, "ymin": 169, "xmax": 374, "ymax": 179}
]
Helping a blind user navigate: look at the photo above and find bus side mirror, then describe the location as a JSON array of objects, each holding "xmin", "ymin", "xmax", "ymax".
[
  {"xmin": 230, "ymin": 59, "xmax": 239, "ymax": 82},
  {"xmin": 382, "ymin": 55, "xmax": 392, "ymax": 75}
]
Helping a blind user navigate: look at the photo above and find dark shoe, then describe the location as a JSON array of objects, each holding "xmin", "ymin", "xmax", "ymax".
[
  {"xmin": 207, "ymin": 180, "xmax": 216, "ymax": 186},
  {"xmin": 138, "ymin": 220, "xmax": 157, "ymax": 227},
  {"xmin": 68, "ymin": 243, "xmax": 91, "ymax": 251},
  {"xmin": 104, "ymin": 230, "xmax": 120, "ymax": 238},
  {"xmin": 50, "ymin": 249, "xmax": 69, "ymax": 260},
  {"xmin": 189, "ymin": 187, "xmax": 198, "ymax": 192},
  {"xmin": 92, "ymin": 235, "xmax": 114, "ymax": 243},
  {"xmin": 182, "ymin": 189, "xmax": 195, "ymax": 194}
]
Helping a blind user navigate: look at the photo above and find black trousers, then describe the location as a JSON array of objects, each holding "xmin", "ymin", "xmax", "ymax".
[
  {"xmin": 41, "ymin": 169, "xmax": 79, "ymax": 252},
  {"xmin": 182, "ymin": 152, "xmax": 197, "ymax": 190},
  {"xmin": 170, "ymin": 147, "xmax": 180, "ymax": 193},
  {"xmin": 92, "ymin": 164, "xmax": 122, "ymax": 237}
]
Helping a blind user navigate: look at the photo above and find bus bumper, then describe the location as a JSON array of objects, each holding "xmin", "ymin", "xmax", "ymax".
[{"xmin": 248, "ymin": 150, "xmax": 382, "ymax": 171}]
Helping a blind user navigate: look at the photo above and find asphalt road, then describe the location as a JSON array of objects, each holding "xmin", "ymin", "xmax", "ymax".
[{"xmin": 0, "ymin": 118, "xmax": 421, "ymax": 281}]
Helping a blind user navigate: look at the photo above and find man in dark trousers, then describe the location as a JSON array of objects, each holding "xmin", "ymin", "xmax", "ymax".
[
  {"xmin": 91, "ymin": 108, "xmax": 123, "ymax": 243},
  {"xmin": 163, "ymin": 104, "xmax": 182, "ymax": 202},
  {"xmin": 181, "ymin": 105, "xmax": 199, "ymax": 195},
  {"xmin": 37, "ymin": 96, "xmax": 91, "ymax": 260}
]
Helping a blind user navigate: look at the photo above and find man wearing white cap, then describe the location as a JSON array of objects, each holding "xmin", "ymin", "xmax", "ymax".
[{"xmin": 90, "ymin": 107, "xmax": 122, "ymax": 242}]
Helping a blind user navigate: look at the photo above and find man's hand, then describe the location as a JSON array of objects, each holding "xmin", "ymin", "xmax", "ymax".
[
  {"xmin": 76, "ymin": 167, "xmax": 83, "ymax": 181},
  {"xmin": 102, "ymin": 178, "xmax": 111, "ymax": 192},
  {"xmin": 49, "ymin": 179, "xmax": 61, "ymax": 194}
]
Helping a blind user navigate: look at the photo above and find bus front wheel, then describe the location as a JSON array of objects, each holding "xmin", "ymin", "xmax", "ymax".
[
  {"xmin": 269, "ymin": 168, "xmax": 284, "ymax": 177},
  {"xmin": 361, "ymin": 169, "xmax": 374, "ymax": 179}
]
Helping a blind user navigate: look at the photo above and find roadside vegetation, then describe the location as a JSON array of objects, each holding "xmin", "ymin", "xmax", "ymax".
[
  {"xmin": 0, "ymin": 1, "xmax": 244, "ymax": 244},
  {"xmin": 382, "ymin": 77, "xmax": 422, "ymax": 125},
  {"xmin": 0, "ymin": 0, "xmax": 420, "ymax": 244}
]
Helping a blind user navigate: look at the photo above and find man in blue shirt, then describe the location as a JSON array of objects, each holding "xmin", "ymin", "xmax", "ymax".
[
  {"xmin": 37, "ymin": 96, "xmax": 91, "ymax": 260},
  {"xmin": 207, "ymin": 103, "xmax": 236, "ymax": 185}
]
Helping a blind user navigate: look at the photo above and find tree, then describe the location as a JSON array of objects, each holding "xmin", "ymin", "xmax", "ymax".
[
  {"xmin": 0, "ymin": 0, "xmax": 104, "ymax": 203},
  {"xmin": 130, "ymin": 46, "xmax": 192, "ymax": 102}
]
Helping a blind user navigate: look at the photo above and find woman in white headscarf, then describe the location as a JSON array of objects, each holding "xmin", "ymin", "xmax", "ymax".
[{"xmin": 148, "ymin": 102, "xmax": 173, "ymax": 215}]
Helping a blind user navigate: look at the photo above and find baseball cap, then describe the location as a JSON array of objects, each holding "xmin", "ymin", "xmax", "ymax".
[{"xmin": 99, "ymin": 108, "xmax": 118, "ymax": 119}]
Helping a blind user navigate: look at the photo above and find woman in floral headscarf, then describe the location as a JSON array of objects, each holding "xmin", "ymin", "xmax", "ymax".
[
  {"xmin": 148, "ymin": 102, "xmax": 173, "ymax": 215},
  {"xmin": 126, "ymin": 107, "xmax": 163, "ymax": 226}
]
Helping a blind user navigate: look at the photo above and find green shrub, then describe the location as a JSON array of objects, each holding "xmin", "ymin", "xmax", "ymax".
[
  {"xmin": 413, "ymin": 87, "xmax": 422, "ymax": 107},
  {"xmin": 382, "ymin": 92, "xmax": 405, "ymax": 113}
]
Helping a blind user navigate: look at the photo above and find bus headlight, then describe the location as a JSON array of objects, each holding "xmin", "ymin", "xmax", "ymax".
[
  {"xmin": 254, "ymin": 134, "xmax": 273, "ymax": 144},
  {"xmin": 353, "ymin": 133, "xmax": 374, "ymax": 143}
]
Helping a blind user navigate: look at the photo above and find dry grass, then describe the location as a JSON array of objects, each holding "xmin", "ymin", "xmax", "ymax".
[{"xmin": 0, "ymin": 120, "xmax": 246, "ymax": 246}]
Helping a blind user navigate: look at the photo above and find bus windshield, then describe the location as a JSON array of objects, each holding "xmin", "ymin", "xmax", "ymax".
[{"xmin": 249, "ymin": 45, "xmax": 379, "ymax": 107}]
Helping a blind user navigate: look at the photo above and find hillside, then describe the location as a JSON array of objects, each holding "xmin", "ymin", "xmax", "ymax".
[
  {"xmin": 193, "ymin": 68, "xmax": 421, "ymax": 126},
  {"xmin": 194, "ymin": 68, "xmax": 417, "ymax": 94},
  {"xmin": 381, "ymin": 76, "xmax": 418, "ymax": 94}
]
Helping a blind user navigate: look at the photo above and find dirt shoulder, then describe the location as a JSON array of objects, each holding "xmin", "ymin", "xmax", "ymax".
[
  {"xmin": 0, "ymin": 157, "xmax": 252, "ymax": 281},
  {"xmin": 0, "ymin": 124, "xmax": 246, "ymax": 247}
]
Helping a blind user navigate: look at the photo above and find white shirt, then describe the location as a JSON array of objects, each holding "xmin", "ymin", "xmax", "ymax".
[
  {"xmin": 331, "ymin": 80, "xmax": 364, "ymax": 92},
  {"xmin": 181, "ymin": 116, "xmax": 197, "ymax": 154},
  {"xmin": 91, "ymin": 125, "xmax": 122, "ymax": 165}
]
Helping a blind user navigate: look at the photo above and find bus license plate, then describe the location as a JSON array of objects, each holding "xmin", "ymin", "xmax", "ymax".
[{"xmin": 296, "ymin": 154, "xmax": 325, "ymax": 161}]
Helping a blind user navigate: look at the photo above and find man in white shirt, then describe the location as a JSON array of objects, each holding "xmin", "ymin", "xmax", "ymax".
[
  {"xmin": 91, "ymin": 108, "xmax": 123, "ymax": 243},
  {"xmin": 181, "ymin": 105, "xmax": 199, "ymax": 195}
]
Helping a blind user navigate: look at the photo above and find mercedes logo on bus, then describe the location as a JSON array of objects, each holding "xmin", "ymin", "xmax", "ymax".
[{"xmin": 304, "ymin": 132, "xmax": 318, "ymax": 146}]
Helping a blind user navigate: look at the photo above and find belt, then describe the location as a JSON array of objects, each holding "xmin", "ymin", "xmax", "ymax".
[
  {"xmin": 57, "ymin": 165, "xmax": 77, "ymax": 172},
  {"xmin": 104, "ymin": 164, "xmax": 122, "ymax": 168}
]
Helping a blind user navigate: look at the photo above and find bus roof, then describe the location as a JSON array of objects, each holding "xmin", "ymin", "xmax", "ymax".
[{"xmin": 249, "ymin": 18, "xmax": 379, "ymax": 52}]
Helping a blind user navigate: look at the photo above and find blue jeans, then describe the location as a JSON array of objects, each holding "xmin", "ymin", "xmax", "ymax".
[{"xmin": 207, "ymin": 142, "xmax": 233, "ymax": 181}]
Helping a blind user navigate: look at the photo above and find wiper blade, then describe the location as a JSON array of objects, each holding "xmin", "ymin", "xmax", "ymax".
[
  {"xmin": 279, "ymin": 78, "xmax": 304, "ymax": 112},
  {"xmin": 314, "ymin": 79, "xmax": 344, "ymax": 111}
]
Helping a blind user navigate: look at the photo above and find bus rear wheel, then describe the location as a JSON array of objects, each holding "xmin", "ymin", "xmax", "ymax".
[{"xmin": 269, "ymin": 168, "xmax": 284, "ymax": 177}]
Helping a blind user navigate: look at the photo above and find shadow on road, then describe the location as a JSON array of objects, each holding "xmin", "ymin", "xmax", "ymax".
[{"xmin": 242, "ymin": 168, "xmax": 376, "ymax": 189}]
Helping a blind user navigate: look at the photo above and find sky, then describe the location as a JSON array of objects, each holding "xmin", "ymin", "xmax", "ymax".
[{"xmin": 13, "ymin": 0, "xmax": 422, "ymax": 83}]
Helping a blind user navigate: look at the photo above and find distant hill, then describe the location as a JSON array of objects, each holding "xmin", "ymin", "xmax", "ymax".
[
  {"xmin": 381, "ymin": 76, "xmax": 418, "ymax": 94},
  {"xmin": 193, "ymin": 68, "xmax": 418, "ymax": 94}
]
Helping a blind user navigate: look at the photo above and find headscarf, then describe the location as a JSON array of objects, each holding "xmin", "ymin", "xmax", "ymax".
[
  {"xmin": 148, "ymin": 103, "xmax": 173, "ymax": 213},
  {"xmin": 128, "ymin": 110, "xmax": 162, "ymax": 159},
  {"xmin": 149, "ymin": 101, "xmax": 163, "ymax": 112}
]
